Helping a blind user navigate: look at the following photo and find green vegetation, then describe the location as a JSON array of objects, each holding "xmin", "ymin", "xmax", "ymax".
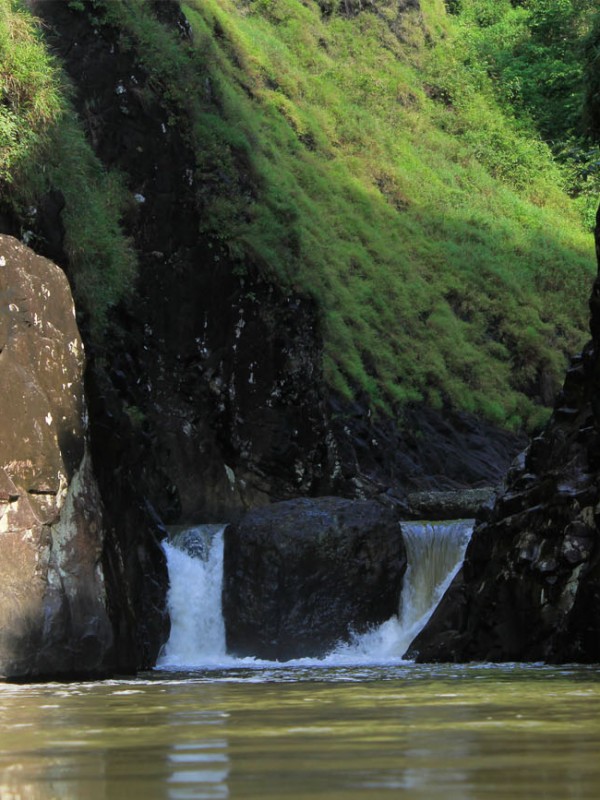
[
  {"xmin": 102, "ymin": 0, "xmax": 594, "ymax": 427},
  {"xmin": 451, "ymin": 0, "xmax": 600, "ymax": 227},
  {"xmin": 3, "ymin": 0, "xmax": 599, "ymax": 428},
  {"xmin": 0, "ymin": 2, "xmax": 61, "ymax": 181},
  {"xmin": 453, "ymin": 0, "xmax": 596, "ymax": 140},
  {"xmin": 0, "ymin": 0, "xmax": 136, "ymax": 337},
  {"xmin": 584, "ymin": 11, "xmax": 600, "ymax": 138}
]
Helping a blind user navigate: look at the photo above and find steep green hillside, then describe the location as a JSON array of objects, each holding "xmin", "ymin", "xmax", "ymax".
[
  {"xmin": 450, "ymin": 0, "xmax": 600, "ymax": 227},
  {"xmin": 2, "ymin": 0, "xmax": 597, "ymax": 430},
  {"xmin": 0, "ymin": 0, "xmax": 136, "ymax": 335}
]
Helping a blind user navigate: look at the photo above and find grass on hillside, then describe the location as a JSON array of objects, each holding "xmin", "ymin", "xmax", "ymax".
[
  {"xmin": 3, "ymin": 0, "xmax": 597, "ymax": 430},
  {"xmin": 0, "ymin": 0, "xmax": 136, "ymax": 338},
  {"xmin": 101, "ymin": 0, "xmax": 595, "ymax": 429}
]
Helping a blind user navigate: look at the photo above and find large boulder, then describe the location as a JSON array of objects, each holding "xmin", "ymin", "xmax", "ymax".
[
  {"xmin": 223, "ymin": 496, "xmax": 406, "ymax": 660},
  {"xmin": 0, "ymin": 235, "xmax": 114, "ymax": 678}
]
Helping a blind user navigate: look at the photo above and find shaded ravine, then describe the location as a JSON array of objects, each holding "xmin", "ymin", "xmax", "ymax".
[{"xmin": 157, "ymin": 520, "xmax": 473, "ymax": 668}]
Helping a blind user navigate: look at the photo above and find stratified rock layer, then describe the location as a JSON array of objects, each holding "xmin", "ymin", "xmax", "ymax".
[
  {"xmin": 410, "ymin": 211, "xmax": 600, "ymax": 664},
  {"xmin": 0, "ymin": 235, "xmax": 114, "ymax": 678},
  {"xmin": 223, "ymin": 497, "xmax": 406, "ymax": 660}
]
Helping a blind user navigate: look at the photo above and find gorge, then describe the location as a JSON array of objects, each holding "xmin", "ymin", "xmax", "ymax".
[{"xmin": 1, "ymin": 0, "xmax": 600, "ymax": 681}]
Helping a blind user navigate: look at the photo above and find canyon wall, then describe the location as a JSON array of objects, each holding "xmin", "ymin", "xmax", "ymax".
[
  {"xmin": 0, "ymin": 0, "xmax": 528, "ymax": 677},
  {"xmin": 26, "ymin": 0, "xmax": 521, "ymax": 524}
]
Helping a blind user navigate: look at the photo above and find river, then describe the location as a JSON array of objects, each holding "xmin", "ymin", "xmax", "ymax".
[
  {"xmin": 1, "ymin": 522, "xmax": 599, "ymax": 798},
  {"xmin": 1, "ymin": 663, "xmax": 600, "ymax": 799}
]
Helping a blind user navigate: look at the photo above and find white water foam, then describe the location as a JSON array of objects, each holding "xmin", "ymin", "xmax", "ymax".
[
  {"xmin": 157, "ymin": 526, "xmax": 227, "ymax": 668},
  {"xmin": 157, "ymin": 519, "xmax": 473, "ymax": 670}
]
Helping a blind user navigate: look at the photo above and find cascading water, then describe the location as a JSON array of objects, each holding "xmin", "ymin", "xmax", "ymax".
[
  {"xmin": 400, "ymin": 520, "xmax": 473, "ymax": 642},
  {"xmin": 336, "ymin": 519, "xmax": 473, "ymax": 661},
  {"xmin": 157, "ymin": 525, "xmax": 227, "ymax": 667},
  {"xmin": 157, "ymin": 519, "xmax": 473, "ymax": 668}
]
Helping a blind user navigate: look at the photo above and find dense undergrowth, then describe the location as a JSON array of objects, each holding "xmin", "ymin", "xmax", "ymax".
[
  {"xmin": 2, "ymin": 0, "xmax": 599, "ymax": 429},
  {"xmin": 453, "ymin": 0, "xmax": 600, "ymax": 229}
]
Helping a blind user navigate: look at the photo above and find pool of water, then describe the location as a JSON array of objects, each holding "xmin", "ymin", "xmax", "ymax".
[{"xmin": 1, "ymin": 662, "xmax": 599, "ymax": 799}]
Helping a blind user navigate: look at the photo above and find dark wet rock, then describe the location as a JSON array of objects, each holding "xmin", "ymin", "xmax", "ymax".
[
  {"xmin": 331, "ymin": 398, "xmax": 525, "ymax": 499},
  {"xmin": 149, "ymin": 0, "xmax": 192, "ymax": 37},
  {"xmin": 0, "ymin": 235, "xmax": 113, "ymax": 679},
  {"xmin": 404, "ymin": 487, "xmax": 497, "ymax": 520},
  {"xmin": 410, "ymin": 208, "xmax": 600, "ymax": 664},
  {"xmin": 223, "ymin": 497, "xmax": 406, "ymax": 660},
  {"xmin": 169, "ymin": 524, "xmax": 225, "ymax": 560}
]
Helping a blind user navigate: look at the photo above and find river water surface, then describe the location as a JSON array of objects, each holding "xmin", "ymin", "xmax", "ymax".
[
  {"xmin": 3, "ymin": 522, "xmax": 599, "ymax": 798},
  {"xmin": 1, "ymin": 663, "xmax": 600, "ymax": 799}
]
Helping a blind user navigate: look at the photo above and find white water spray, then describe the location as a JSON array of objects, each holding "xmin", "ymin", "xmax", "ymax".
[
  {"xmin": 335, "ymin": 520, "xmax": 473, "ymax": 660},
  {"xmin": 157, "ymin": 525, "xmax": 227, "ymax": 667},
  {"xmin": 158, "ymin": 519, "xmax": 473, "ymax": 668}
]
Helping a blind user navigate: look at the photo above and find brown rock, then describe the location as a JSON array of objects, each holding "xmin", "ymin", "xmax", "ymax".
[{"xmin": 0, "ymin": 235, "xmax": 113, "ymax": 679}]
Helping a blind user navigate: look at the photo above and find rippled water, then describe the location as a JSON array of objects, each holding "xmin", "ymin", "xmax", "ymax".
[
  {"xmin": 1, "ymin": 663, "xmax": 600, "ymax": 799},
  {"xmin": 3, "ymin": 523, "xmax": 597, "ymax": 797}
]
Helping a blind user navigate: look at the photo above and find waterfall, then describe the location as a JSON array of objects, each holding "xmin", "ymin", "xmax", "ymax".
[
  {"xmin": 337, "ymin": 519, "xmax": 473, "ymax": 661},
  {"xmin": 157, "ymin": 525, "xmax": 227, "ymax": 668},
  {"xmin": 157, "ymin": 519, "xmax": 473, "ymax": 668},
  {"xmin": 399, "ymin": 519, "xmax": 472, "ymax": 647}
]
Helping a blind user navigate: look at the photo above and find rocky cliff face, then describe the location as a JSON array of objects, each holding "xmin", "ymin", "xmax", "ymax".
[
  {"xmin": 0, "ymin": 236, "xmax": 116, "ymax": 678},
  {"xmin": 409, "ymin": 208, "xmax": 600, "ymax": 663},
  {"xmin": 25, "ymin": 0, "xmax": 521, "ymax": 525},
  {"xmin": 0, "ymin": 235, "xmax": 168, "ymax": 679},
  {"xmin": 31, "ymin": 0, "xmax": 338, "ymax": 524},
  {"xmin": 0, "ymin": 1, "xmax": 527, "ymax": 677}
]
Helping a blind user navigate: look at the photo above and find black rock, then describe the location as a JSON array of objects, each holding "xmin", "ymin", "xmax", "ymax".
[{"xmin": 223, "ymin": 497, "xmax": 406, "ymax": 660}]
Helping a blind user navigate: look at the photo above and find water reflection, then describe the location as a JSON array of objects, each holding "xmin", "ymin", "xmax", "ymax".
[
  {"xmin": 0, "ymin": 681, "xmax": 233, "ymax": 800},
  {"xmin": 0, "ymin": 665, "xmax": 599, "ymax": 799},
  {"xmin": 167, "ymin": 741, "xmax": 229, "ymax": 800}
]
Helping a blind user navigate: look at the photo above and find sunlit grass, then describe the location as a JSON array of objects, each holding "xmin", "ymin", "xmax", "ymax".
[
  {"xmin": 1, "ymin": 0, "xmax": 137, "ymax": 339},
  {"xmin": 4, "ymin": 0, "xmax": 596, "ymax": 427},
  {"xmin": 0, "ymin": 1, "xmax": 62, "ymax": 182},
  {"xmin": 104, "ymin": 0, "xmax": 596, "ymax": 428}
]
